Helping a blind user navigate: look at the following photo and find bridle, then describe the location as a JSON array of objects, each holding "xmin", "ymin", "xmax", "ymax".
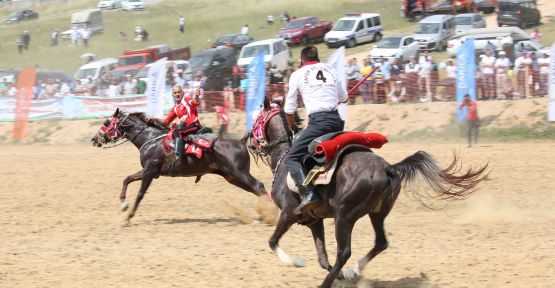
[{"xmin": 98, "ymin": 114, "xmax": 149, "ymax": 149}]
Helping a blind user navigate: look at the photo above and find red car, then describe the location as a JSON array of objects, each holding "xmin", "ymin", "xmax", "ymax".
[{"xmin": 275, "ymin": 16, "xmax": 332, "ymax": 45}]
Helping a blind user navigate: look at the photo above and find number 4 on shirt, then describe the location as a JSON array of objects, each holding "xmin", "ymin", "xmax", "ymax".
[{"xmin": 316, "ymin": 70, "xmax": 327, "ymax": 83}]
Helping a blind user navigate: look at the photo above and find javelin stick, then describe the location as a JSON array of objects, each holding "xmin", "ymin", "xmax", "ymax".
[{"xmin": 348, "ymin": 66, "xmax": 380, "ymax": 95}]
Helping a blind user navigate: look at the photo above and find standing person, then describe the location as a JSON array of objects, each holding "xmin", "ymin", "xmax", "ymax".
[
  {"xmin": 22, "ymin": 31, "xmax": 30, "ymax": 50},
  {"xmin": 515, "ymin": 52, "xmax": 532, "ymax": 99},
  {"xmin": 16, "ymin": 35, "xmax": 24, "ymax": 53},
  {"xmin": 239, "ymin": 69, "xmax": 248, "ymax": 111},
  {"xmin": 531, "ymin": 28, "xmax": 542, "ymax": 43},
  {"xmin": 459, "ymin": 94, "xmax": 480, "ymax": 147},
  {"xmin": 240, "ymin": 24, "xmax": 249, "ymax": 35},
  {"xmin": 70, "ymin": 27, "xmax": 79, "ymax": 47},
  {"xmin": 163, "ymin": 85, "xmax": 202, "ymax": 162},
  {"xmin": 81, "ymin": 29, "xmax": 90, "ymax": 47},
  {"xmin": 283, "ymin": 46, "xmax": 348, "ymax": 214},
  {"xmin": 418, "ymin": 56, "xmax": 432, "ymax": 102},
  {"xmin": 345, "ymin": 58, "xmax": 361, "ymax": 80},
  {"xmin": 179, "ymin": 15, "xmax": 185, "ymax": 33},
  {"xmin": 480, "ymin": 49, "xmax": 496, "ymax": 100},
  {"xmin": 538, "ymin": 52, "xmax": 550, "ymax": 96},
  {"xmin": 404, "ymin": 56, "xmax": 420, "ymax": 101},
  {"xmin": 494, "ymin": 51, "xmax": 511, "ymax": 99},
  {"xmin": 215, "ymin": 106, "xmax": 230, "ymax": 138},
  {"xmin": 358, "ymin": 57, "xmax": 375, "ymax": 103},
  {"xmin": 50, "ymin": 28, "xmax": 59, "ymax": 47},
  {"xmin": 529, "ymin": 52, "xmax": 540, "ymax": 97}
]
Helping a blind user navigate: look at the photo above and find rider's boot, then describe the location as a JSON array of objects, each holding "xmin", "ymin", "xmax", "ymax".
[
  {"xmin": 290, "ymin": 169, "xmax": 320, "ymax": 215},
  {"xmin": 175, "ymin": 137, "xmax": 185, "ymax": 162}
]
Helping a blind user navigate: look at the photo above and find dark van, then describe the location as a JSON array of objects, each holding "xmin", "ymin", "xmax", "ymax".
[
  {"xmin": 497, "ymin": 0, "xmax": 540, "ymax": 28},
  {"xmin": 189, "ymin": 46, "xmax": 236, "ymax": 90}
]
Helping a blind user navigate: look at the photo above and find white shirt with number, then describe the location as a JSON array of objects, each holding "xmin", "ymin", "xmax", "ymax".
[{"xmin": 284, "ymin": 62, "xmax": 348, "ymax": 116}]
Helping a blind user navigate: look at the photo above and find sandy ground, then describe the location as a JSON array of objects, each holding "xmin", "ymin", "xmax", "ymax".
[{"xmin": 1, "ymin": 140, "xmax": 554, "ymax": 288}]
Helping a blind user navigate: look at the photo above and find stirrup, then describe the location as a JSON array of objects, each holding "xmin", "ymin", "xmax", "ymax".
[{"xmin": 294, "ymin": 192, "xmax": 320, "ymax": 215}]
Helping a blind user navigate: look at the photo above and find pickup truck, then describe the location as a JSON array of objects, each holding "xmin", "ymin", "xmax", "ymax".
[
  {"xmin": 114, "ymin": 44, "xmax": 190, "ymax": 74},
  {"xmin": 276, "ymin": 16, "xmax": 332, "ymax": 45}
]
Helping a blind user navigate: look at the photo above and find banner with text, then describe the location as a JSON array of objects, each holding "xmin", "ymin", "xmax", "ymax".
[
  {"xmin": 456, "ymin": 38, "xmax": 476, "ymax": 123},
  {"xmin": 146, "ymin": 57, "xmax": 168, "ymax": 118},
  {"xmin": 245, "ymin": 51, "xmax": 266, "ymax": 131},
  {"xmin": 549, "ymin": 44, "xmax": 555, "ymax": 121}
]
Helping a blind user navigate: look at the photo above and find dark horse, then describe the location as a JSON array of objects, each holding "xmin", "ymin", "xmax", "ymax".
[
  {"xmin": 245, "ymin": 107, "xmax": 488, "ymax": 288},
  {"xmin": 91, "ymin": 108, "xmax": 267, "ymax": 222}
]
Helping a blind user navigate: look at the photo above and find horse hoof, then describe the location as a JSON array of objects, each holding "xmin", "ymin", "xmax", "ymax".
[
  {"xmin": 121, "ymin": 220, "xmax": 131, "ymax": 228},
  {"xmin": 292, "ymin": 257, "xmax": 305, "ymax": 267},
  {"xmin": 341, "ymin": 268, "xmax": 359, "ymax": 282},
  {"xmin": 120, "ymin": 202, "xmax": 129, "ymax": 212}
]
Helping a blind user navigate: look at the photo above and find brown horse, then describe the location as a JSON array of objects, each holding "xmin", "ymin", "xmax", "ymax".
[
  {"xmin": 245, "ymin": 107, "xmax": 488, "ymax": 288},
  {"xmin": 91, "ymin": 108, "xmax": 267, "ymax": 223}
]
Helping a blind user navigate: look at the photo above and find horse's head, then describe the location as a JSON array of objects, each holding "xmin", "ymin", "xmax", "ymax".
[{"xmin": 91, "ymin": 108, "xmax": 128, "ymax": 147}]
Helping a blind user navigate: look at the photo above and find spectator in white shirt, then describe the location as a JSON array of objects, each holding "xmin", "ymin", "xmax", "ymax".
[
  {"xmin": 494, "ymin": 51, "xmax": 511, "ymax": 99},
  {"xmin": 345, "ymin": 58, "xmax": 361, "ymax": 80},
  {"xmin": 404, "ymin": 56, "xmax": 420, "ymax": 101},
  {"xmin": 179, "ymin": 15, "xmax": 185, "ymax": 33},
  {"xmin": 81, "ymin": 29, "xmax": 90, "ymax": 47},
  {"xmin": 240, "ymin": 24, "xmax": 249, "ymax": 35},
  {"xmin": 538, "ymin": 52, "xmax": 550, "ymax": 96},
  {"xmin": 480, "ymin": 49, "xmax": 496, "ymax": 99},
  {"xmin": 108, "ymin": 79, "xmax": 120, "ymax": 97},
  {"xmin": 515, "ymin": 52, "xmax": 532, "ymax": 99},
  {"xmin": 8, "ymin": 84, "xmax": 17, "ymax": 97},
  {"xmin": 123, "ymin": 76, "xmax": 137, "ymax": 95},
  {"xmin": 418, "ymin": 57, "xmax": 432, "ymax": 102}
]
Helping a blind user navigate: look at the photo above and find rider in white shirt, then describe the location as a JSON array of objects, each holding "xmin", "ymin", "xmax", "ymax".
[{"xmin": 284, "ymin": 46, "xmax": 348, "ymax": 214}]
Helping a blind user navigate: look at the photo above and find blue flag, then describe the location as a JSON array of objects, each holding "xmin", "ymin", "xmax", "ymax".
[
  {"xmin": 456, "ymin": 38, "xmax": 476, "ymax": 123},
  {"xmin": 245, "ymin": 51, "xmax": 267, "ymax": 130}
]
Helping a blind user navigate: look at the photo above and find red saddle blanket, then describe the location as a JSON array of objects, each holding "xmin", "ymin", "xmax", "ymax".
[
  {"xmin": 315, "ymin": 132, "xmax": 388, "ymax": 162},
  {"xmin": 162, "ymin": 127, "xmax": 215, "ymax": 159}
]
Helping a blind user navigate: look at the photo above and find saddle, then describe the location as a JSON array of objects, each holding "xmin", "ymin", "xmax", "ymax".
[
  {"xmin": 286, "ymin": 131, "xmax": 389, "ymax": 192},
  {"xmin": 163, "ymin": 126, "xmax": 217, "ymax": 159}
]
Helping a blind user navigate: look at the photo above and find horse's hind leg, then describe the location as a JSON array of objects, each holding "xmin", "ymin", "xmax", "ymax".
[
  {"xmin": 120, "ymin": 170, "xmax": 143, "ymax": 212},
  {"xmin": 269, "ymin": 211, "xmax": 304, "ymax": 267},
  {"xmin": 309, "ymin": 220, "xmax": 332, "ymax": 271},
  {"xmin": 342, "ymin": 214, "xmax": 388, "ymax": 281},
  {"xmin": 320, "ymin": 217, "xmax": 355, "ymax": 288}
]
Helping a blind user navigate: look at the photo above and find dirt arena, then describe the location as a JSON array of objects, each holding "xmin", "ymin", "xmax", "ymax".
[{"xmin": 1, "ymin": 140, "xmax": 554, "ymax": 288}]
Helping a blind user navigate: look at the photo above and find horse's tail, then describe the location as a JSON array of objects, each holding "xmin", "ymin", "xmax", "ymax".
[{"xmin": 387, "ymin": 151, "xmax": 488, "ymax": 205}]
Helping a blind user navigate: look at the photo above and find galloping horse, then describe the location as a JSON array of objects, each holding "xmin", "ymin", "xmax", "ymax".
[
  {"xmin": 245, "ymin": 106, "xmax": 488, "ymax": 288},
  {"xmin": 91, "ymin": 108, "xmax": 267, "ymax": 222}
]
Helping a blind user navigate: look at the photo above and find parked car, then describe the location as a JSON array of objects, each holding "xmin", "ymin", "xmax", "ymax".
[
  {"xmin": 447, "ymin": 27, "xmax": 548, "ymax": 56},
  {"xmin": 276, "ymin": 16, "xmax": 332, "ymax": 46},
  {"xmin": 237, "ymin": 38, "xmax": 290, "ymax": 71},
  {"xmin": 369, "ymin": 35, "xmax": 419, "ymax": 63},
  {"xmin": 403, "ymin": 0, "xmax": 496, "ymax": 20},
  {"xmin": 413, "ymin": 14, "xmax": 455, "ymax": 52},
  {"xmin": 454, "ymin": 13, "xmax": 486, "ymax": 34},
  {"xmin": 4, "ymin": 9, "xmax": 39, "ymax": 24},
  {"xmin": 137, "ymin": 60, "xmax": 192, "ymax": 86},
  {"xmin": 190, "ymin": 47, "xmax": 236, "ymax": 90},
  {"xmin": 74, "ymin": 58, "xmax": 118, "ymax": 84},
  {"xmin": 211, "ymin": 33, "xmax": 254, "ymax": 54},
  {"xmin": 497, "ymin": 0, "xmax": 540, "ymax": 28},
  {"xmin": 324, "ymin": 13, "xmax": 383, "ymax": 48},
  {"xmin": 97, "ymin": 0, "xmax": 121, "ymax": 10},
  {"xmin": 121, "ymin": 0, "xmax": 144, "ymax": 11}
]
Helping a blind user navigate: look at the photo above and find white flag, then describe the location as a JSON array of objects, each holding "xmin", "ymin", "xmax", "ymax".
[
  {"xmin": 146, "ymin": 57, "xmax": 167, "ymax": 118},
  {"xmin": 326, "ymin": 46, "xmax": 348, "ymax": 122}
]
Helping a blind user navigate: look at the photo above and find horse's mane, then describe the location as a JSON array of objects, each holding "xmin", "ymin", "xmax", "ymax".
[{"xmin": 128, "ymin": 112, "xmax": 169, "ymax": 131}]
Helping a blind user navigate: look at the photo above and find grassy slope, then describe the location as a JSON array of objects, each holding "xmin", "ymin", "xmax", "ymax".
[{"xmin": 0, "ymin": 0, "xmax": 408, "ymax": 74}]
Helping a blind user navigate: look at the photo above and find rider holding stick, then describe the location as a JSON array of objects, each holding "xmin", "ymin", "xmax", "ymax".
[
  {"xmin": 283, "ymin": 46, "xmax": 349, "ymax": 214},
  {"xmin": 163, "ymin": 84, "xmax": 202, "ymax": 161}
]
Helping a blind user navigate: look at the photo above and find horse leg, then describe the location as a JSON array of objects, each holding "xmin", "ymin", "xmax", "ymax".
[
  {"xmin": 342, "ymin": 214, "xmax": 388, "ymax": 281},
  {"xmin": 126, "ymin": 163, "xmax": 160, "ymax": 223},
  {"xmin": 319, "ymin": 217, "xmax": 355, "ymax": 288},
  {"xmin": 309, "ymin": 220, "xmax": 332, "ymax": 271},
  {"xmin": 269, "ymin": 211, "xmax": 305, "ymax": 267},
  {"xmin": 119, "ymin": 170, "xmax": 143, "ymax": 212},
  {"xmin": 228, "ymin": 170, "xmax": 267, "ymax": 197}
]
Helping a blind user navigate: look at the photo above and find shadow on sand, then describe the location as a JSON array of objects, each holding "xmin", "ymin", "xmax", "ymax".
[
  {"xmin": 148, "ymin": 217, "xmax": 244, "ymax": 225},
  {"xmin": 333, "ymin": 275, "xmax": 440, "ymax": 288}
]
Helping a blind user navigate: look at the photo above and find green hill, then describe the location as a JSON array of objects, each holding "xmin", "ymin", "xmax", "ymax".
[{"xmin": 0, "ymin": 0, "xmax": 409, "ymax": 75}]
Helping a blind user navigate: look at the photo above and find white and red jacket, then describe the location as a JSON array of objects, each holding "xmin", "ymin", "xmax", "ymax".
[{"xmin": 164, "ymin": 96, "xmax": 200, "ymax": 127}]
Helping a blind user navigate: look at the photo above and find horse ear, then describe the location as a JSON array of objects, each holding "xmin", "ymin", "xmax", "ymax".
[
  {"xmin": 113, "ymin": 108, "xmax": 120, "ymax": 117},
  {"xmin": 263, "ymin": 96, "xmax": 271, "ymax": 110}
]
